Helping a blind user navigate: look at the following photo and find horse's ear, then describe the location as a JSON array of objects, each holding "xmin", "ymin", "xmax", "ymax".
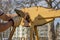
[
  {"xmin": 14, "ymin": 9, "xmax": 25, "ymax": 17},
  {"xmin": 14, "ymin": 9, "xmax": 21, "ymax": 16}
]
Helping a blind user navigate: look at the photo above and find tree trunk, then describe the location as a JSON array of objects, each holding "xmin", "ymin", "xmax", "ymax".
[
  {"xmin": 45, "ymin": 0, "xmax": 56, "ymax": 40},
  {"xmin": 50, "ymin": 21, "xmax": 56, "ymax": 40}
]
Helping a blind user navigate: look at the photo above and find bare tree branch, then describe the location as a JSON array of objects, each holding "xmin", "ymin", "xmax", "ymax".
[
  {"xmin": 45, "ymin": 0, "xmax": 53, "ymax": 8},
  {"xmin": 53, "ymin": 1, "xmax": 60, "ymax": 9}
]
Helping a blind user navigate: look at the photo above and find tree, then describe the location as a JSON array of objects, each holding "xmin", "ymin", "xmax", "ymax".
[{"xmin": 45, "ymin": 0, "xmax": 60, "ymax": 40}]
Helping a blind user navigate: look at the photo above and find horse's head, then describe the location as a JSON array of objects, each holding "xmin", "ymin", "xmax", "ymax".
[
  {"xmin": 14, "ymin": 9, "xmax": 25, "ymax": 18},
  {"xmin": 14, "ymin": 9, "xmax": 31, "ymax": 23}
]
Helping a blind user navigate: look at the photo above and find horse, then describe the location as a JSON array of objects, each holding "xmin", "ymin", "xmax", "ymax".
[{"xmin": 9, "ymin": 6, "xmax": 60, "ymax": 40}]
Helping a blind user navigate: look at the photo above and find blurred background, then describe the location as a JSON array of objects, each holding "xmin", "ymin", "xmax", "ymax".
[{"xmin": 0, "ymin": 0, "xmax": 60, "ymax": 40}]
